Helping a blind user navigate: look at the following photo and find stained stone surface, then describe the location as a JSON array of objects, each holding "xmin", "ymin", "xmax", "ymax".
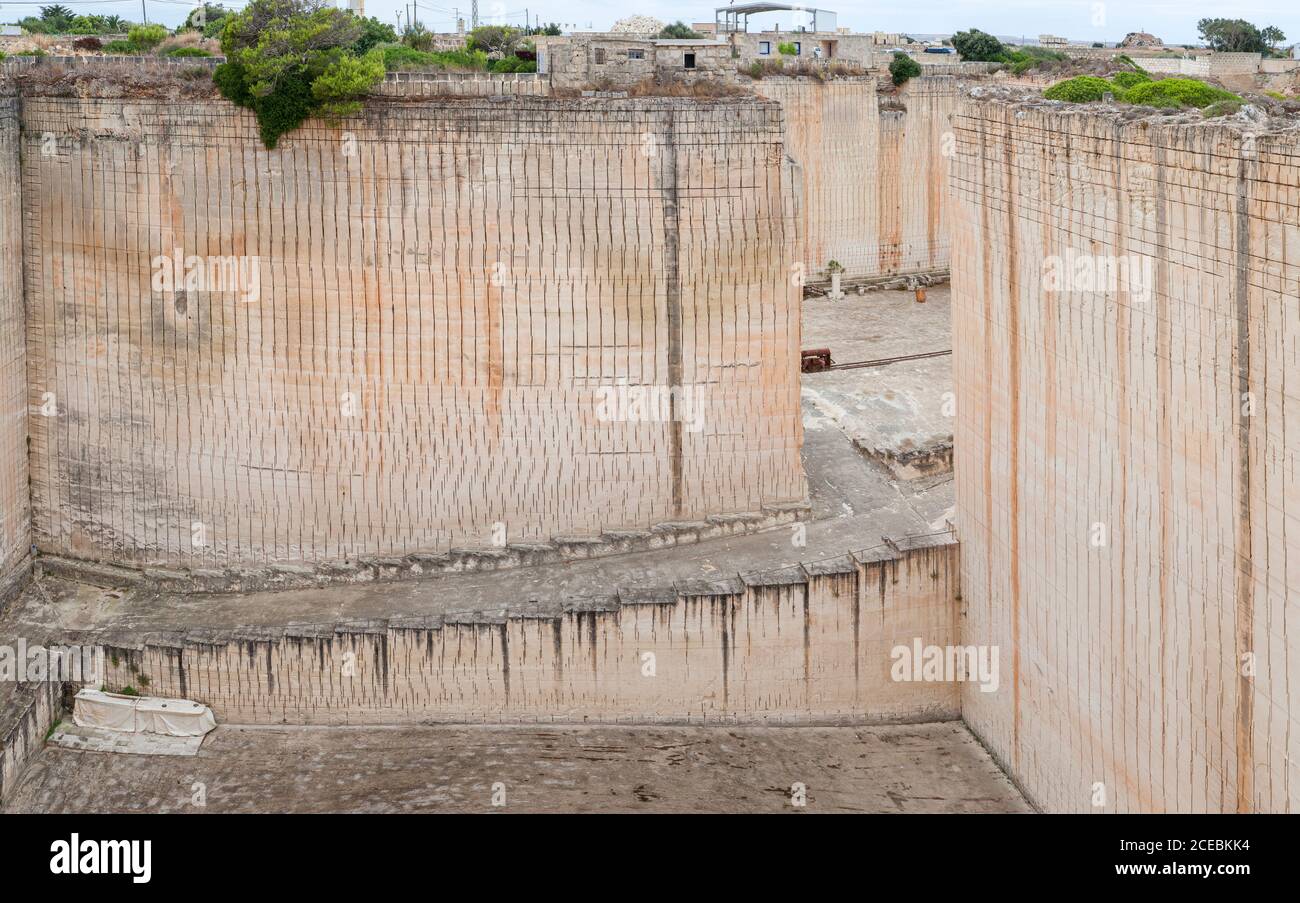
[
  {"xmin": 16, "ymin": 94, "xmax": 805, "ymax": 570},
  {"xmin": 951, "ymin": 100, "xmax": 1300, "ymax": 813}
]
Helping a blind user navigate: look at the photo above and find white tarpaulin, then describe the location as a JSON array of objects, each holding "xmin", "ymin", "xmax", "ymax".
[
  {"xmin": 135, "ymin": 698, "xmax": 216, "ymax": 737},
  {"xmin": 73, "ymin": 689, "xmax": 216, "ymax": 738},
  {"xmin": 74, "ymin": 690, "xmax": 137, "ymax": 732}
]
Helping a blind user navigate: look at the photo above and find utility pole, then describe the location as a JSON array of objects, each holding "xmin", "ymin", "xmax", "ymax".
[
  {"xmin": 471, "ymin": 0, "xmax": 478, "ymax": 28},
  {"xmin": 141, "ymin": 0, "xmax": 148, "ymax": 24}
]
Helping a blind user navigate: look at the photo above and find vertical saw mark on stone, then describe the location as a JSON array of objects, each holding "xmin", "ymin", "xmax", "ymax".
[
  {"xmin": 1233, "ymin": 150, "xmax": 1255, "ymax": 814},
  {"xmin": 1002, "ymin": 113, "xmax": 1022, "ymax": 764},
  {"xmin": 660, "ymin": 109, "xmax": 685, "ymax": 517}
]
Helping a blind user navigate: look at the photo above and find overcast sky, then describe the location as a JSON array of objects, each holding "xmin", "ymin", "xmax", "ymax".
[{"xmin": 2, "ymin": 0, "xmax": 1295, "ymax": 47}]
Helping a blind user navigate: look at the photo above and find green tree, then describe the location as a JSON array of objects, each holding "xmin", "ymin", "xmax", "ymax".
[
  {"xmin": 1260, "ymin": 26, "xmax": 1287, "ymax": 51},
  {"xmin": 183, "ymin": 4, "xmax": 230, "ymax": 35},
  {"xmin": 127, "ymin": 24, "xmax": 168, "ymax": 50},
  {"xmin": 215, "ymin": 0, "xmax": 384, "ymax": 149},
  {"xmin": 889, "ymin": 52, "xmax": 921, "ymax": 86},
  {"xmin": 659, "ymin": 21, "xmax": 701, "ymax": 40},
  {"xmin": 352, "ymin": 16, "xmax": 396, "ymax": 53},
  {"xmin": 39, "ymin": 5, "xmax": 75, "ymax": 29},
  {"xmin": 950, "ymin": 28, "xmax": 1007, "ymax": 62},
  {"xmin": 69, "ymin": 15, "xmax": 108, "ymax": 34},
  {"xmin": 1196, "ymin": 18, "xmax": 1270, "ymax": 53},
  {"xmin": 311, "ymin": 47, "xmax": 385, "ymax": 118},
  {"xmin": 467, "ymin": 25, "xmax": 522, "ymax": 55},
  {"xmin": 21, "ymin": 5, "xmax": 77, "ymax": 33},
  {"xmin": 401, "ymin": 22, "xmax": 435, "ymax": 51}
]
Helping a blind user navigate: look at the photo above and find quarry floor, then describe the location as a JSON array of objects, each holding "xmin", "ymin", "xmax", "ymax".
[
  {"xmin": 802, "ymin": 284, "xmax": 954, "ymax": 477},
  {"xmin": 2, "ymin": 721, "xmax": 1029, "ymax": 814}
]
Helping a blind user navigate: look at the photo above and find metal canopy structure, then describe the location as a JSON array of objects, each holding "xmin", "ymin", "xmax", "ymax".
[{"xmin": 715, "ymin": 3, "xmax": 837, "ymax": 34}]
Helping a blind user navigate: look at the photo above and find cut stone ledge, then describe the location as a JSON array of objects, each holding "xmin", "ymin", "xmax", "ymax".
[{"xmin": 32, "ymin": 499, "xmax": 813, "ymax": 596}]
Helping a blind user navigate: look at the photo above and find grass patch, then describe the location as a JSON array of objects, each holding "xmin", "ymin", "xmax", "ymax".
[
  {"xmin": 378, "ymin": 44, "xmax": 488, "ymax": 71},
  {"xmin": 488, "ymin": 55, "xmax": 536, "ymax": 73},
  {"xmin": 1044, "ymin": 74, "xmax": 1241, "ymax": 110},
  {"xmin": 1122, "ymin": 78, "xmax": 1239, "ymax": 109},
  {"xmin": 1110, "ymin": 70, "xmax": 1152, "ymax": 91},
  {"xmin": 739, "ymin": 58, "xmax": 863, "ymax": 80},
  {"xmin": 1004, "ymin": 46, "xmax": 1068, "ymax": 76},
  {"xmin": 1043, "ymin": 76, "xmax": 1116, "ymax": 103}
]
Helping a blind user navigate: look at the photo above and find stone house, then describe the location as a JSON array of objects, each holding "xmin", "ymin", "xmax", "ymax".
[{"xmin": 534, "ymin": 35, "xmax": 733, "ymax": 89}]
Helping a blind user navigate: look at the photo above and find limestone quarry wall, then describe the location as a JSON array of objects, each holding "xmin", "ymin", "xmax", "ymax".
[
  {"xmin": 0, "ymin": 680, "xmax": 61, "ymax": 806},
  {"xmin": 20, "ymin": 94, "xmax": 804, "ymax": 569},
  {"xmin": 951, "ymin": 101, "xmax": 1300, "ymax": 813},
  {"xmin": 757, "ymin": 76, "xmax": 957, "ymax": 284},
  {"xmin": 80, "ymin": 539, "xmax": 961, "ymax": 724},
  {"xmin": 0, "ymin": 91, "xmax": 29, "ymax": 608}
]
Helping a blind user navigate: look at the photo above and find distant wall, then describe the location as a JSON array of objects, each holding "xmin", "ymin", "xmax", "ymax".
[
  {"xmin": 1141, "ymin": 57, "xmax": 1211, "ymax": 76},
  {"xmin": 757, "ymin": 76, "xmax": 957, "ymax": 283},
  {"xmin": 1208, "ymin": 52, "xmax": 1263, "ymax": 75},
  {"xmin": 21, "ymin": 94, "xmax": 804, "ymax": 569},
  {"xmin": 82, "ymin": 539, "xmax": 961, "ymax": 725},
  {"xmin": 1140, "ymin": 52, "xmax": 1263, "ymax": 77},
  {"xmin": 1260, "ymin": 59, "xmax": 1300, "ymax": 74},
  {"xmin": 951, "ymin": 100, "xmax": 1300, "ymax": 813},
  {"xmin": 0, "ymin": 91, "xmax": 29, "ymax": 608}
]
